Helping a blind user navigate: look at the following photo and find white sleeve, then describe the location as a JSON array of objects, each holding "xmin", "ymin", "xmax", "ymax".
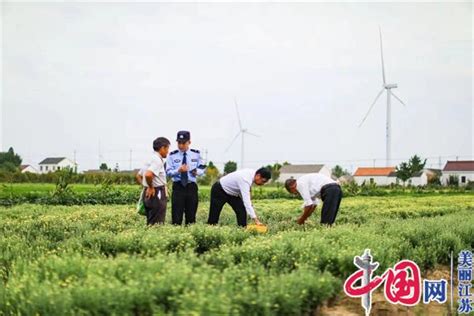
[
  {"xmin": 238, "ymin": 180, "xmax": 256, "ymax": 219},
  {"xmin": 298, "ymin": 182, "xmax": 315, "ymax": 207},
  {"xmin": 147, "ymin": 159, "xmax": 162, "ymax": 176}
]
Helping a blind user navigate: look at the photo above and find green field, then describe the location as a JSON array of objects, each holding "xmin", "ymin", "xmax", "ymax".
[{"xmin": 1, "ymin": 193, "xmax": 473, "ymax": 315}]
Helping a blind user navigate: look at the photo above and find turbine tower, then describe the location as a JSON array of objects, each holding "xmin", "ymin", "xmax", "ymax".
[
  {"xmin": 359, "ymin": 27, "xmax": 406, "ymax": 167},
  {"xmin": 225, "ymin": 98, "xmax": 259, "ymax": 169}
]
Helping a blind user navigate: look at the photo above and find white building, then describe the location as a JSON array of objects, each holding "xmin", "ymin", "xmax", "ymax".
[
  {"xmin": 353, "ymin": 167, "xmax": 397, "ymax": 186},
  {"xmin": 354, "ymin": 167, "xmax": 442, "ymax": 186},
  {"xmin": 20, "ymin": 165, "xmax": 39, "ymax": 174},
  {"xmin": 278, "ymin": 164, "xmax": 332, "ymax": 183},
  {"xmin": 408, "ymin": 169, "xmax": 441, "ymax": 186},
  {"xmin": 441, "ymin": 161, "xmax": 474, "ymax": 186},
  {"xmin": 38, "ymin": 157, "xmax": 77, "ymax": 174},
  {"xmin": 407, "ymin": 171, "xmax": 428, "ymax": 186}
]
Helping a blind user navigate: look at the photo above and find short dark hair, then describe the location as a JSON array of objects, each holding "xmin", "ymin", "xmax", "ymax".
[
  {"xmin": 284, "ymin": 178, "xmax": 297, "ymax": 192},
  {"xmin": 153, "ymin": 137, "xmax": 170, "ymax": 151},
  {"xmin": 255, "ymin": 167, "xmax": 272, "ymax": 181}
]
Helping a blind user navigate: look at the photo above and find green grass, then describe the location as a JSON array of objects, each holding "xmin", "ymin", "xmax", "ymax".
[{"xmin": 0, "ymin": 194, "xmax": 473, "ymax": 315}]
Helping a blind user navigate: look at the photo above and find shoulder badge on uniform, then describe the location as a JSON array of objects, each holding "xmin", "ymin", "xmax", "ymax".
[
  {"xmin": 190, "ymin": 149, "xmax": 200, "ymax": 153},
  {"xmin": 170, "ymin": 150, "xmax": 179, "ymax": 155}
]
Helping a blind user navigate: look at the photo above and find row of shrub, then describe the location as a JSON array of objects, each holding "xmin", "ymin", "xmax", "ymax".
[
  {"xmin": 1, "ymin": 174, "xmax": 472, "ymax": 207},
  {"xmin": 0, "ymin": 170, "xmax": 137, "ymax": 185}
]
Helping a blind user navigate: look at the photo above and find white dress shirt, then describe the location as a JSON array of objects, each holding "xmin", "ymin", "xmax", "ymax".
[
  {"xmin": 296, "ymin": 173, "xmax": 336, "ymax": 207},
  {"xmin": 139, "ymin": 153, "xmax": 167, "ymax": 188},
  {"xmin": 219, "ymin": 169, "xmax": 257, "ymax": 219}
]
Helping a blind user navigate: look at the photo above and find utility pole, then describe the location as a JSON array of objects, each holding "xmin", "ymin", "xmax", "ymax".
[{"xmin": 73, "ymin": 150, "xmax": 77, "ymax": 173}]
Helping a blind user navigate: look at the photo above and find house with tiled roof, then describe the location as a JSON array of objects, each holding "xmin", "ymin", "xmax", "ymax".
[
  {"xmin": 441, "ymin": 161, "xmax": 474, "ymax": 186},
  {"xmin": 20, "ymin": 164, "xmax": 38, "ymax": 174},
  {"xmin": 353, "ymin": 167, "xmax": 397, "ymax": 186},
  {"xmin": 38, "ymin": 157, "xmax": 76, "ymax": 174},
  {"xmin": 277, "ymin": 164, "xmax": 332, "ymax": 183},
  {"xmin": 409, "ymin": 169, "xmax": 443, "ymax": 186},
  {"xmin": 355, "ymin": 167, "xmax": 442, "ymax": 186}
]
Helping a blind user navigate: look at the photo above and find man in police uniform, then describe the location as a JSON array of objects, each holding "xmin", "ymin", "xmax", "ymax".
[{"xmin": 166, "ymin": 131, "xmax": 205, "ymax": 225}]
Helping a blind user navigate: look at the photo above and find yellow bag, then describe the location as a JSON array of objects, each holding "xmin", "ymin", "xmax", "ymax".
[{"xmin": 246, "ymin": 224, "xmax": 268, "ymax": 234}]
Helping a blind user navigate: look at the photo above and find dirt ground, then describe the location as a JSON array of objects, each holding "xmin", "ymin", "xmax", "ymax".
[{"xmin": 317, "ymin": 266, "xmax": 460, "ymax": 316}]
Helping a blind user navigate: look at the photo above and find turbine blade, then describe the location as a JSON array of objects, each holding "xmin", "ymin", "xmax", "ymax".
[
  {"xmin": 234, "ymin": 98, "xmax": 243, "ymax": 130},
  {"xmin": 379, "ymin": 26, "xmax": 386, "ymax": 85},
  {"xmin": 224, "ymin": 132, "xmax": 241, "ymax": 153},
  {"xmin": 244, "ymin": 131, "xmax": 260, "ymax": 137},
  {"xmin": 390, "ymin": 91, "xmax": 406, "ymax": 106},
  {"xmin": 359, "ymin": 88, "xmax": 385, "ymax": 128}
]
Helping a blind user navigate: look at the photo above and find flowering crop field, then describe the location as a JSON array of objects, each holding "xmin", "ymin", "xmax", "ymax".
[{"xmin": 0, "ymin": 194, "xmax": 473, "ymax": 315}]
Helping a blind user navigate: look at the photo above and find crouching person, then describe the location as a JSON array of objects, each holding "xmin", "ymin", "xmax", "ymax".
[
  {"xmin": 285, "ymin": 173, "xmax": 343, "ymax": 226},
  {"xmin": 207, "ymin": 168, "xmax": 271, "ymax": 227},
  {"xmin": 137, "ymin": 137, "xmax": 170, "ymax": 225}
]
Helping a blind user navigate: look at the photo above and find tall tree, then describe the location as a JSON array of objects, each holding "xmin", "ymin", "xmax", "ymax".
[
  {"xmin": 0, "ymin": 147, "xmax": 22, "ymax": 167},
  {"xmin": 271, "ymin": 163, "xmax": 282, "ymax": 182},
  {"xmin": 409, "ymin": 155, "xmax": 426, "ymax": 174},
  {"xmin": 332, "ymin": 165, "xmax": 350, "ymax": 178},
  {"xmin": 396, "ymin": 155, "xmax": 427, "ymax": 185},
  {"xmin": 224, "ymin": 161, "xmax": 237, "ymax": 174},
  {"xmin": 201, "ymin": 161, "xmax": 220, "ymax": 185},
  {"xmin": 395, "ymin": 162, "xmax": 412, "ymax": 184},
  {"xmin": 99, "ymin": 163, "xmax": 110, "ymax": 172}
]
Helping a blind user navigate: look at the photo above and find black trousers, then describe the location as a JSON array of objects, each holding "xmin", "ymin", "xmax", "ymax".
[
  {"xmin": 143, "ymin": 186, "xmax": 167, "ymax": 225},
  {"xmin": 171, "ymin": 182, "xmax": 198, "ymax": 225},
  {"xmin": 320, "ymin": 184, "xmax": 343, "ymax": 225},
  {"xmin": 207, "ymin": 182, "xmax": 247, "ymax": 227}
]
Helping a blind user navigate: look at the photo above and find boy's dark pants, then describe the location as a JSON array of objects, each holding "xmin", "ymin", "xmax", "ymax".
[{"xmin": 144, "ymin": 186, "xmax": 167, "ymax": 225}]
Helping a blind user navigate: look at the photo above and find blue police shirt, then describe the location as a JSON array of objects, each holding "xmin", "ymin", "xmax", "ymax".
[{"xmin": 166, "ymin": 149, "xmax": 205, "ymax": 183}]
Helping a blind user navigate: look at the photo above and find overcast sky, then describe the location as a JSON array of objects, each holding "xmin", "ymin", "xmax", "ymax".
[{"xmin": 1, "ymin": 1, "xmax": 472, "ymax": 172}]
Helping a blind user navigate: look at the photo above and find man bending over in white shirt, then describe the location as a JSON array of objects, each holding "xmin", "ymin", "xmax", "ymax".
[
  {"xmin": 284, "ymin": 173, "xmax": 343, "ymax": 226},
  {"xmin": 207, "ymin": 168, "xmax": 272, "ymax": 227}
]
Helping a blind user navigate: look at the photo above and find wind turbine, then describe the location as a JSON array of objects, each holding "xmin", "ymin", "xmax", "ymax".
[
  {"xmin": 225, "ymin": 98, "xmax": 259, "ymax": 169},
  {"xmin": 359, "ymin": 27, "xmax": 406, "ymax": 167}
]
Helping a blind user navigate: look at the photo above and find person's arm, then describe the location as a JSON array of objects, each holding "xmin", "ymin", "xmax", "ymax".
[
  {"xmin": 192, "ymin": 153, "xmax": 206, "ymax": 177},
  {"xmin": 297, "ymin": 205, "xmax": 316, "ymax": 225},
  {"xmin": 144, "ymin": 170, "xmax": 155, "ymax": 198},
  {"xmin": 166, "ymin": 155, "xmax": 181, "ymax": 177},
  {"xmin": 238, "ymin": 181, "xmax": 262, "ymax": 225},
  {"xmin": 145, "ymin": 158, "xmax": 164, "ymax": 198},
  {"xmin": 136, "ymin": 169, "xmax": 144, "ymax": 185},
  {"xmin": 296, "ymin": 183, "xmax": 316, "ymax": 225}
]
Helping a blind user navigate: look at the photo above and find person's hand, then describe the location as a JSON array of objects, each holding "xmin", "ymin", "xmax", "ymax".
[
  {"xmin": 178, "ymin": 164, "xmax": 188, "ymax": 173},
  {"xmin": 254, "ymin": 218, "xmax": 264, "ymax": 226},
  {"xmin": 145, "ymin": 187, "xmax": 156, "ymax": 199}
]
